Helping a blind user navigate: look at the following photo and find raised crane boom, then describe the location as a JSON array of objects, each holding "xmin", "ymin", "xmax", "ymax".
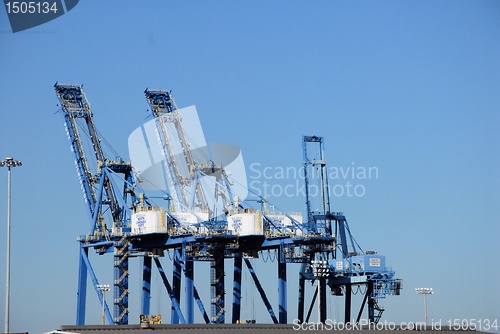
[
  {"xmin": 303, "ymin": 135, "xmax": 333, "ymax": 236},
  {"xmin": 55, "ymin": 83, "xmax": 119, "ymax": 233},
  {"xmin": 144, "ymin": 89, "xmax": 209, "ymax": 213}
]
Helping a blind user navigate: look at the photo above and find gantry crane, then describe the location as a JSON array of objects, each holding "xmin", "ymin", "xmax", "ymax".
[
  {"xmin": 298, "ymin": 135, "xmax": 402, "ymax": 324},
  {"xmin": 55, "ymin": 84, "xmax": 400, "ymax": 326},
  {"xmin": 139, "ymin": 89, "xmax": 340, "ymax": 324},
  {"xmin": 55, "ymin": 83, "xmax": 141, "ymax": 325}
]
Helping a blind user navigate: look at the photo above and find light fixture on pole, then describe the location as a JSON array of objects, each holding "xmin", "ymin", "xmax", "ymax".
[
  {"xmin": 311, "ymin": 260, "xmax": 329, "ymax": 278},
  {"xmin": 415, "ymin": 287, "xmax": 433, "ymax": 326},
  {"xmin": 97, "ymin": 284, "xmax": 110, "ymax": 325},
  {"xmin": 0, "ymin": 157, "xmax": 22, "ymax": 334}
]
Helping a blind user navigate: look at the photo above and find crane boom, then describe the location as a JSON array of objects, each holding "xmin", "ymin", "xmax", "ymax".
[
  {"xmin": 55, "ymin": 83, "xmax": 121, "ymax": 232},
  {"xmin": 144, "ymin": 89, "xmax": 209, "ymax": 213},
  {"xmin": 55, "ymin": 83, "xmax": 97, "ymax": 219}
]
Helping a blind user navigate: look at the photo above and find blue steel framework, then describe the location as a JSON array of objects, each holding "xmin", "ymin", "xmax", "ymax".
[
  {"xmin": 54, "ymin": 83, "xmax": 401, "ymax": 326},
  {"xmin": 55, "ymin": 83, "xmax": 141, "ymax": 325},
  {"xmin": 298, "ymin": 136, "xmax": 402, "ymax": 324}
]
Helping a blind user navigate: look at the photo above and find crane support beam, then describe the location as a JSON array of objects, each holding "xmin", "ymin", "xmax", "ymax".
[
  {"xmin": 210, "ymin": 248, "xmax": 225, "ymax": 323},
  {"xmin": 244, "ymin": 258, "xmax": 278, "ymax": 324},
  {"xmin": 278, "ymin": 244, "xmax": 287, "ymax": 324},
  {"xmin": 81, "ymin": 241, "xmax": 114, "ymax": 249},
  {"xmin": 76, "ymin": 245, "xmax": 88, "ymax": 325},
  {"xmin": 356, "ymin": 282, "xmax": 372, "ymax": 323},
  {"xmin": 345, "ymin": 284, "xmax": 352, "ymax": 323},
  {"xmin": 318, "ymin": 278, "xmax": 327, "ymax": 323},
  {"xmin": 305, "ymin": 285, "xmax": 318, "ymax": 323},
  {"xmin": 171, "ymin": 249, "xmax": 210, "ymax": 324},
  {"xmin": 78, "ymin": 245, "xmax": 113, "ymax": 324},
  {"xmin": 172, "ymin": 249, "xmax": 183, "ymax": 324},
  {"xmin": 232, "ymin": 255, "xmax": 243, "ymax": 324},
  {"xmin": 113, "ymin": 237, "xmax": 129, "ymax": 324},
  {"xmin": 141, "ymin": 255, "xmax": 152, "ymax": 317},
  {"xmin": 182, "ymin": 240, "xmax": 194, "ymax": 324},
  {"xmin": 194, "ymin": 286, "xmax": 210, "ymax": 324},
  {"xmin": 188, "ymin": 271, "xmax": 210, "ymax": 324},
  {"xmin": 368, "ymin": 281, "xmax": 375, "ymax": 323},
  {"xmin": 162, "ymin": 247, "xmax": 209, "ymax": 324},
  {"xmin": 297, "ymin": 267, "xmax": 306, "ymax": 323},
  {"xmin": 153, "ymin": 257, "xmax": 186, "ymax": 324},
  {"xmin": 185, "ymin": 258, "xmax": 195, "ymax": 323}
]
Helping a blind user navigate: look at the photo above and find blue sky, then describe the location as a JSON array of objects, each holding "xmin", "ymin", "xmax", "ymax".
[{"xmin": 1, "ymin": 1, "xmax": 499, "ymax": 333}]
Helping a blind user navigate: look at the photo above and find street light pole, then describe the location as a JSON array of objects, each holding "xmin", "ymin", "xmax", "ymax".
[
  {"xmin": 1, "ymin": 157, "xmax": 22, "ymax": 334},
  {"xmin": 415, "ymin": 287, "xmax": 433, "ymax": 326},
  {"xmin": 97, "ymin": 284, "xmax": 110, "ymax": 325}
]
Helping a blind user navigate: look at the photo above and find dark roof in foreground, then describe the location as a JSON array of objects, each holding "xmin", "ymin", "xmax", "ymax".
[{"xmin": 55, "ymin": 323, "xmax": 486, "ymax": 334}]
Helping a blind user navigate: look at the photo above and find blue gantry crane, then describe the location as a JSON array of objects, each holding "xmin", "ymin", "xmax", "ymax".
[
  {"xmin": 298, "ymin": 136, "xmax": 402, "ymax": 324},
  {"xmin": 54, "ymin": 83, "xmax": 401, "ymax": 326},
  {"xmin": 55, "ymin": 83, "xmax": 140, "ymax": 325}
]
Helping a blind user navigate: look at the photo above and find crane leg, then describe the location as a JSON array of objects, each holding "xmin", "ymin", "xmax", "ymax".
[
  {"xmin": 113, "ymin": 237, "xmax": 129, "ymax": 324},
  {"xmin": 232, "ymin": 255, "xmax": 242, "ymax": 323},
  {"xmin": 298, "ymin": 273, "xmax": 305, "ymax": 323},
  {"xmin": 211, "ymin": 248, "xmax": 225, "ymax": 323},
  {"xmin": 278, "ymin": 255, "xmax": 287, "ymax": 323},
  {"xmin": 185, "ymin": 258, "xmax": 194, "ymax": 323},
  {"xmin": 172, "ymin": 249, "xmax": 182, "ymax": 324},
  {"xmin": 76, "ymin": 245, "xmax": 88, "ymax": 325},
  {"xmin": 141, "ymin": 255, "xmax": 152, "ymax": 317},
  {"xmin": 345, "ymin": 284, "xmax": 352, "ymax": 323},
  {"xmin": 319, "ymin": 278, "xmax": 327, "ymax": 323}
]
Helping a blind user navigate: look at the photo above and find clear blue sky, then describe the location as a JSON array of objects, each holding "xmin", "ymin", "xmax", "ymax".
[{"xmin": 1, "ymin": 1, "xmax": 499, "ymax": 333}]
